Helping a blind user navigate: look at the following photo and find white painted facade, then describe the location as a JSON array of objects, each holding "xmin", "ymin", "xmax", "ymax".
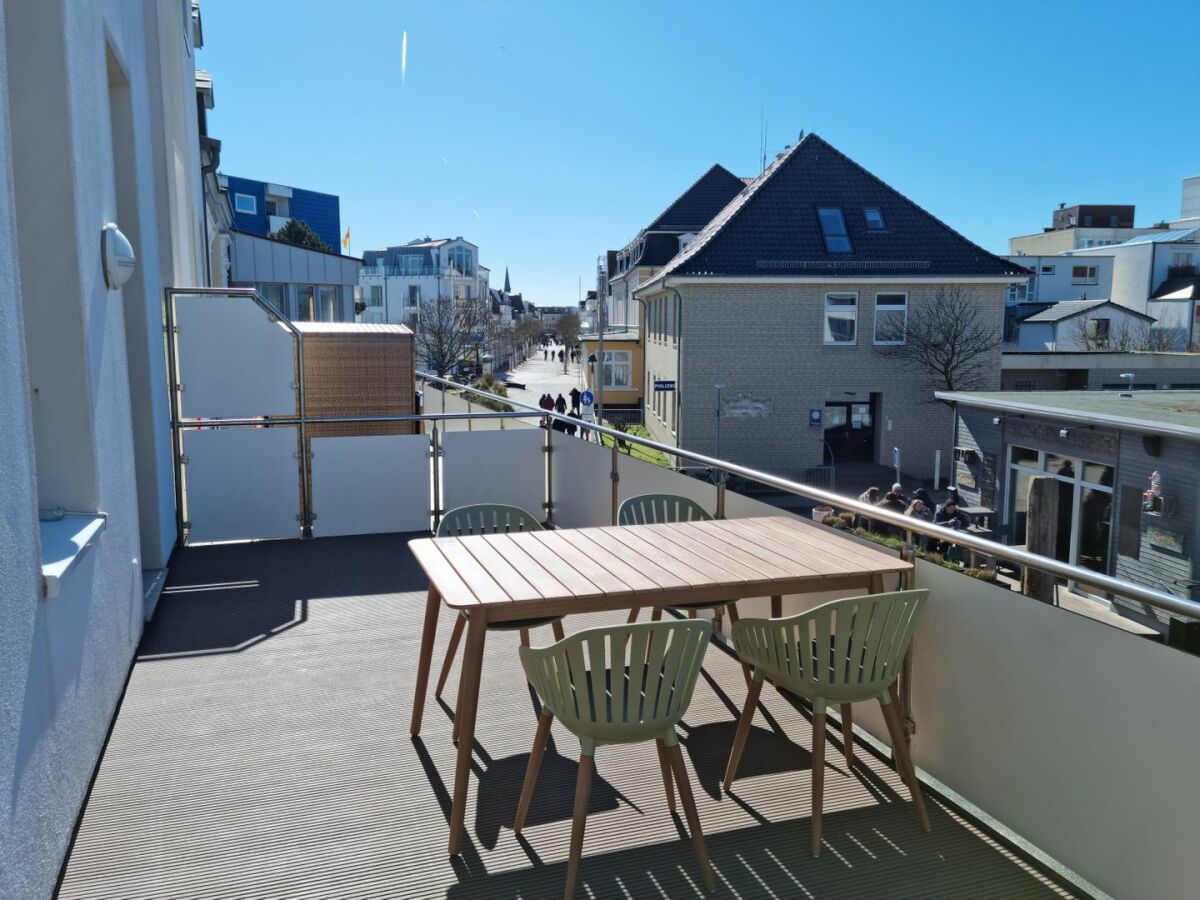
[
  {"xmin": 1002, "ymin": 254, "xmax": 1114, "ymax": 305},
  {"xmin": 358, "ymin": 238, "xmax": 489, "ymax": 326},
  {"xmin": 0, "ymin": 1, "xmax": 207, "ymax": 896},
  {"xmin": 1009, "ymin": 304, "xmax": 1156, "ymax": 351}
]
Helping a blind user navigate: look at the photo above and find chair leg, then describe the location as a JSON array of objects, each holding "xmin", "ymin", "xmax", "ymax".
[
  {"xmin": 654, "ymin": 738, "xmax": 676, "ymax": 812},
  {"xmin": 565, "ymin": 754, "xmax": 595, "ymax": 900},
  {"xmin": 514, "ymin": 710, "xmax": 553, "ymax": 834},
  {"xmin": 722, "ymin": 678, "xmax": 763, "ymax": 791},
  {"xmin": 725, "ymin": 603, "xmax": 752, "ymax": 686},
  {"xmin": 811, "ymin": 711, "xmax": 827, "ymax": 857},
  {"xmin": 551, "ymin": 620, "xmax": 566, "ymax": 642},
  {"xmin": 839, "ymin": 703, "xmax": 854, "ymax": 767},
  {"xmin": 667, "ymin": 742, "xmax": 716, "ymax": 892},
  {"xmin": 435, "ymin": 612, "xmax": 466, "ymax": 698},
  {"xmin": 880, "ymin": 698, "xmax": 931, "ymax": 832}
]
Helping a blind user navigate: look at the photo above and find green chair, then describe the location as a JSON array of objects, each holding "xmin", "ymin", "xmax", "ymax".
[
  {"xmin": 514, "ymin": 619, "xmax": 716, "ymax": 899},
  {"xmin": 618, "ymin": 493, "xmax": 743, "ymax": 625},
  {"xmin": 434, "ymin": 505, "xmax": 566, "ymax": 730},
  {"xmin": 723, "ymin": 589, "xmax": 931, "ymax": 857}
]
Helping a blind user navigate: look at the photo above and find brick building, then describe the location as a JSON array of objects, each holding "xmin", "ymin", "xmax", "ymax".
[{"xmin": 633, "ymin": 132, "xmax": 1028, "ymax": 481}]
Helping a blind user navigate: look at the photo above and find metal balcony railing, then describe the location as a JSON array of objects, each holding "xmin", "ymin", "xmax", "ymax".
[{"xmin": 162, "ymin": 287, "xmax": 1200, "ymax": 626}]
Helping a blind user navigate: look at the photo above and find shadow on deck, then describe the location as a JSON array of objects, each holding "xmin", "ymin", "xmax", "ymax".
[{"xmin": 58, "ymin": 534, "xmax": 1086, "ymax": 899}]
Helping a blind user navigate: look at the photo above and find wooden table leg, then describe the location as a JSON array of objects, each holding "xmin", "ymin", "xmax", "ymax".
[
  {"xmin": 448, "ymin": 608, "xmax": 489, "ymax": 856},
  {"xmin": 410, "ymin": 586, "xmax": 442, "ymax": 736},
  {"xmin": 868, "ymin": 573, "xmax": 884, "ymax": 595},
  {"xmin": 770, "ymin": 595, "xmax": 782, "ymax": 618}
]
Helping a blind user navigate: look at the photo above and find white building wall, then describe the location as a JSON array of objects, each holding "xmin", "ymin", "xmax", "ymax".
[
  {"xmin": 0, "ymin": 2, "xmax": 204, "ymax": 896},
  {"xmin": 1003, "ymin": 254, "xmax": 1114, "ymax": 303},
  {"xmin": 1070, "ymin": 242, "xmax": 1155, "ymax": 313}
]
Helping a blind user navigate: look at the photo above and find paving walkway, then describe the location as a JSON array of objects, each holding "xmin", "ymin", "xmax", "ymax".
[{"xmin": 500, "ymin": 343, "xmax": 586, "ymax": 410}]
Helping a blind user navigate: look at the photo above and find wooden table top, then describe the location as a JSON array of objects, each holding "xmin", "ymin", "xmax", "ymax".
[{"xmin": 409, "ymin": 515, "xmax": 911, "ymax": 620}]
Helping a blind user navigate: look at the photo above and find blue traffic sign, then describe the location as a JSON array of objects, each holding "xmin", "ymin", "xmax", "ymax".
[
  {"xmin": 580, "ymin": 390, "xmax": 594, "ymax": 406},
  {"xmin": 654, "ymin": 380, "xmax": 676, "ymax": 392}
]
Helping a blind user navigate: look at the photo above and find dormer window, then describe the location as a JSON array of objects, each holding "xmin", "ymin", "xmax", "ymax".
[
  {"xmin": 863, "ymin": 208, "xmax": 885, "ymax": 230},
  {"xmin": 817, "ymin": 207, "xmax": 852, "ymax": 253}
]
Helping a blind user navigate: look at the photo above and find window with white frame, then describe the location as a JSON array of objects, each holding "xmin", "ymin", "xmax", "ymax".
[
  {"xmin": 1071, "ymin": 265, "xmax": 1098, "ymax": 285},
  {"xmin": 1006, "ymin": 282, "xmax": 1029, "ymax": 303},
  {"xmin": 823, "ymin": 293, "xmax": 857, "ymax": 344},
  {"xmin": 1172, "ymin": 252, "xmax": 1194, "ymax": 269},
  {"xmin": 368, "ymin": 285, "xmax": 383, "ymax": 307},
  {"xmin": 1040, "ymin": 264, "xmax": 1055, "ymax": 275},
  {"xmin": 256, "ymin": 283, "xmax": 287, "ymax": 315},
  {"xmin": 602, "ymin": 350, "xmax": 632, "ymax": 389},
  {"xmin": 873, "ymin": 293, "xmax": 907, "ymax": 344},
  {"xmin": 233, "ymin": 193, "xmax": 256, "ymax": 214}
]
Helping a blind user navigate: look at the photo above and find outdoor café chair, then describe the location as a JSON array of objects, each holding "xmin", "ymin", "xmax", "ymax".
[
  {"xmin": 722, "ymin": 589, "xmax": 931, "ymax": 856},
  {"xmin": 514, "ymin": 619, "xmax": 716, "ymax": 899},
  {"xmin": 434, "ymin": 504, "xmax": 566, "ymax": 734}
]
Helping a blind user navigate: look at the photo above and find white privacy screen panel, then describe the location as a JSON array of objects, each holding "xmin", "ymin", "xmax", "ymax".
[
  {"xmin": 442, "ymin": 429, "xmax": 544, "ymax": 520},
  {"xmin": 311, "ymin": 434, "xmax": 432, "ymax": 537},
  {"xmin": 176, "ymin": 294, "xmax": 296, "ymax": 419},
  {"xmin": 183, "ymin": 427, "xmax": 300, "ymax": 543}
]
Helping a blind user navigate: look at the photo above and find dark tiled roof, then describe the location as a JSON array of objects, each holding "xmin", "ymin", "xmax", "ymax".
[
  {"xmin": 642, "ymin": 134, "xmax": 1030, "ymax": 287},
  {"xmin": 638, "ymin": 233, "xmax": 685, "ymax": 267},
  {"xmin": 647, "ymin": 164, "xmax": 747, "ymax": 233}
]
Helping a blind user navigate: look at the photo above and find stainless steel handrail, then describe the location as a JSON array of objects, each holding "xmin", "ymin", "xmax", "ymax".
[{"xmin": 416, "ymin": 369, "xmax": 1200, "ymax": 621}]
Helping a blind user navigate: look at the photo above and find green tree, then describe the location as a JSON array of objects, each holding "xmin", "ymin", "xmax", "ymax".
[{"xmin": 270, "ymin": 218, "xmax": 331, "ymax": 252}]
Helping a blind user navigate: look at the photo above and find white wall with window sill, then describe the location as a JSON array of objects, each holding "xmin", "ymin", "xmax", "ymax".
[{"xmin": 40, "ymin": 513, "xmax": 107, "ymax": 599}]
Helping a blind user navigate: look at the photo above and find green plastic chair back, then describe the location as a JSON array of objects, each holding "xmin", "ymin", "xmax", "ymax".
[
  {"xmin": 437, "ymin": 504, "xmax": 543, "ymax": 537},
  {"xmin": 732, "ymin": 589, "xmax": 928, "ymax": 712},
  {"xmin": 520, "ymin": 619, "xmax": 711, "ymax": 755},
  {"xmin": 618, "ymin": 494, "xmax": 712, "ymax": 526}
]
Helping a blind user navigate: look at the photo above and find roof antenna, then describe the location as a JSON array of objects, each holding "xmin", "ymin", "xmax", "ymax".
[{"xmin": 759, "ymin": 109, "xmax": 768, "ymax": 175}]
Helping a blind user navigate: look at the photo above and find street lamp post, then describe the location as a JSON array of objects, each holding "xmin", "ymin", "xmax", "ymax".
[{"xmin": 714, "ymin": 382, "xmax": 727, "ymax": 484}]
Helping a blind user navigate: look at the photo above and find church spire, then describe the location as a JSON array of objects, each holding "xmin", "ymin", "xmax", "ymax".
[{"xmin": 503, "ymin": 267, "xmax": 511, "ymax": 293}]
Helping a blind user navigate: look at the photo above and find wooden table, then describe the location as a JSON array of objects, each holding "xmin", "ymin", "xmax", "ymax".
[{"xmin": 408, "ymin": 514, "xmax": 912, "ymax": 855}]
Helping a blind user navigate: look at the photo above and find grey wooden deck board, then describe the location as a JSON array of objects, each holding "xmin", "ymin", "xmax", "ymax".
[{"xmin": 58, "ymin": 534, "xmax": 1084, "ymax": 899}]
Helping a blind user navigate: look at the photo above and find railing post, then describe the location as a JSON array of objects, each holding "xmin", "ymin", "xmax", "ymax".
[
  {"xmin": 296, "ymin": 327, "xmax": 312, "ymax": 538},
  {"xmin": 163, "ymin": 288, "xmax": 187, "ymax": 546},
  {"xmin": 716, "ymin": 480, "xmax": 727, "ymax": 520},
  {"xmin": 898, "ymin": 533, "xmax": 917, "ymax": 747},
  {"xmin": 430, "ymin": 423, "xmax": 443, "ymax": 533},
  {"xmin": 467, "ymin": 398, "xmax": 473, "ymax": 432},
  {"xmin": 610, "ymin": 444, "xmax": 620, "ymax": 525},
  {"xmin": 543, "ymin": 425, "xmax": 554, "ymax": 527}
]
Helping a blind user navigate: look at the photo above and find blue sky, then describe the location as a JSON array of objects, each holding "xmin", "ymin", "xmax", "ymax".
[{"xmin": 200, "ymin": 0, "xmax": 1198, "ymax": 306}]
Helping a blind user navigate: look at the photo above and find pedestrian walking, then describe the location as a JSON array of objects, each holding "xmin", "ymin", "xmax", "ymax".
[
  {"xmin": 539, "ymin": 393, "xmax": 554, "ymax": 427},
  {"xmin": 555, "ymin": 393, "xmax": 567, "ymax": 415},
  {"xmin": 543, "ymin": 348, "xmax": 548, "ymax": 361},
  {"xmin": 558, "ymin": 349, "xmax": 565, "ymax": 364},
  {"xmin": 569, "ymin": 386, "xmax": 581, "ymax": 415}
]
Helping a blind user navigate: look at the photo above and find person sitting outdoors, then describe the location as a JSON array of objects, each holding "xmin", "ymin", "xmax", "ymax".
[
  {"xmin": 874, "ymin": 491, "xmax": 907, "ymax": 537},
  {"xmin": 854, "ymin": 487, "xmax": 880, "ymax": 530},
  {"xmin": 890, "ymin": 481, "xmax": 907, "ymax": 505},
  {"xmin": 905, "ymin": 498, "xmax": 934, "ymax": 551},
  {"xmin": 933, "ymin": 498, "xmax": 969, "ymax": 560}
]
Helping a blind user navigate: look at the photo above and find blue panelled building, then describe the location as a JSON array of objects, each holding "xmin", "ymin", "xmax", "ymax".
[{"xmin": 220, "ymin": 174, "xmax": 342, "ymax": 252}]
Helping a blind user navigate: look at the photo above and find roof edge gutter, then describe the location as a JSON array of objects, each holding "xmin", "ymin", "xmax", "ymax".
[{"xmin": 936, "ymin": 391, "xmax": 1200, "ymax": 442}]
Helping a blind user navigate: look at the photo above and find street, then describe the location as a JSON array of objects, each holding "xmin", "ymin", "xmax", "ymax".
[{"xmin": 500, "ymin": 342, "xmax": 586, "ymax": 410}]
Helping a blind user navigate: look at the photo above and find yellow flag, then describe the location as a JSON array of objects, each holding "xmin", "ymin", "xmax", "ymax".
[{"xmin": 342, "ymin": 227, "xmax": 351, "ymax": 250}]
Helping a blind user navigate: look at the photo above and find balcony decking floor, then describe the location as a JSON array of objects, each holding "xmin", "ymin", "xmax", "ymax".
[{"xmin": 58, "ymin": 534, "xmax": 1084, "ymax": 899}]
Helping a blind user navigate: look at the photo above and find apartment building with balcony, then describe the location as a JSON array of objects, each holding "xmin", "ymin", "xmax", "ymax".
[
  {"xmin": 634, "ymin": 133, "xmax": 1028, "ymax": 481},
  {"xmin": 358, "ymin": 236, "xmax": 489, "ymax": 326},
  {"xmin": 220, "ymin": 173, "xmax": 342, "ymax": 251}
]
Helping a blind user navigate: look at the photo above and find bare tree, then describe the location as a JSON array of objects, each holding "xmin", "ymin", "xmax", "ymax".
[
  {"xmin": 515, "ymin": 317, "xmax": 542, "ymax": 361},
  {"xmin": 556, "ymin": 312, "xmax": 582, "ymax": 372},
  {"xmin": 1070, "ymin": 315, "xmax": 1181, "ymax": 352},
  {"xmin": 882, "ymin": 286, "xmax": 1001, "ymax": 394},
  {"xmin": 415, "ymin": 296, "xmax": 490, "ymax": 378}
]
